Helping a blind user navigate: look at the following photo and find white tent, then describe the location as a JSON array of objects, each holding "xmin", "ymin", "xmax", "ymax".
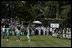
[{"xmin": 33, "ymin": 21, "xmax": 42, "ymax": 24}]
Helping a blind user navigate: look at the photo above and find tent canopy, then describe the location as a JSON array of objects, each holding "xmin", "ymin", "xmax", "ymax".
[{"xmin": 33, "ymin": 21, "xmax": 42, "ymax": 24}]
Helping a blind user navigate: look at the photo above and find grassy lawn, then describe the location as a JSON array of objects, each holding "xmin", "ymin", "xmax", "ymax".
[{"xmin": 1, "ymin": 35, "xmax": 71, "ymax": 47}]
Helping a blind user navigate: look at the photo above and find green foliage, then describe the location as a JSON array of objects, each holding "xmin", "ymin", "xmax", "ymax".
[{"xmin": 1, "ymin": 1, "xmax": 71, "ymax": 27}]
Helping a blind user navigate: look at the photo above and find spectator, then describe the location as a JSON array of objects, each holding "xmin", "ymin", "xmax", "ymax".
[
  {"xmin": 15, "ymin": 25, "xmax": 21, "ymax": 41},
  {"xmin": 46, "ymin": 26, "xmax": 49, "ymax": 35},
  {"xmin": 5, "ymin": 23, "xmax": 10, "ymax": 41},
  {"xmin": 62, "ymin": 28, "xmax": 66, "ymax": 39},
  {"xmin": 1, "ymin": 25, "xmax": 6, "ymax": 39}
]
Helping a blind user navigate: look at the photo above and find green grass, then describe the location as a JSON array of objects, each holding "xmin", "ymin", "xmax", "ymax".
[{"xmin": 1, "ymin": 35, "xmax": 71, "ymax": 47}]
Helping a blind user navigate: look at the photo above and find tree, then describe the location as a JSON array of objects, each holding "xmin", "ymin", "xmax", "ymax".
[{"xmin": 1, "ymin": 1, "xmax": 71, "ymax": 27}]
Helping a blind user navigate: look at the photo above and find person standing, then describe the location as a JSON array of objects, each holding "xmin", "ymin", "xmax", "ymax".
[
  {"xmin": 66, "ymin": 28, "xmax": 69, "ymax": 39},
  {"xmin": 15, "ymin": 25, "xmax": 21, "ymax": 41},
  {"xmin": 46, "ymin": 26, "xmax": 49, "ymax": 35},
  {"xmin": 2, "ymin": 25, "xmax": 6, "ymax": 39},
  {"xmin": 5, "ymin": 23, "xmax": 10, "ymax": 41},
  {"xmin": 51, "ymin": 28, "xmax": 55, "ymax": 37},
  {"xmin": 31, "ymin": 26, "xmax": 35, "ymax": 35},
  {"xmin": 68, "ymin": 28, "xmax": 71, "ymax": 39},
  {"xmin": 27, "ymin": 25, "xmax": 31, "ymax": 42},
  {"xmin": 50, "ymin": 28, "xmax": 53, "ymax": 36},
  {"xmin": 62, "ymin": 28, "xmax": 66, "ymax": 39},
  {"xmin": 37, "ymin": 26, "xmax": 41, "ymax": 35}
]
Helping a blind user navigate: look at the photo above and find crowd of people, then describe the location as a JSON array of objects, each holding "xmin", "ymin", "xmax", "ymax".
[
  {"xmin": 31, "ymin": 26, "xmax": 71, "ymax": 40},
  {"xmin": 1, "ymin": 19, "xmax": 71, "ymax": 42}
]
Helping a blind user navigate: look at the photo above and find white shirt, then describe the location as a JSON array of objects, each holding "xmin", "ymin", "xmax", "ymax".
[
  {"xmin": 27, "ymin": 27, "xmax": 30, "ymax": 36},
  {"xmin": 2, "ymin": 28, "xmax": 5, "ymax": 32},
  {"xmin": 69, "ymin": 31, "xmax": 71, "ymax": 35},
  {"xmin": 66, "ymin": 31, "xmax": 68, "ymax": 34},
  {"xmin": 50, "ymin": 28, "xmax": 52, "ymax": 32},
  {"xmin": 15, "ymin": 28, "xmax": 19, "ymax": 32}
]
